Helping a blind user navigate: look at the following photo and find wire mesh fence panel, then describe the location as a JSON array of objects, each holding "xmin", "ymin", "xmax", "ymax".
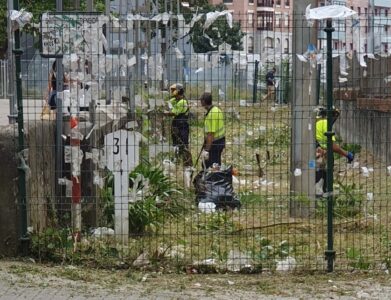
[{"xmin": 10, "ymin": 4, "xmax": 391, "ymax": 273}]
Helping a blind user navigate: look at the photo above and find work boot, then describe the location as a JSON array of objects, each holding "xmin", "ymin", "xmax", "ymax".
[{"xmin": 347, "ymin": 152, "xmax": 354, "ymax": 163}]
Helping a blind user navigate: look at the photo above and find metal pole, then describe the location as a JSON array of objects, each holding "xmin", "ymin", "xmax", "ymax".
[
  {"xmin": 252, "ymin": 60, "xmax": 259, "ymax": 103},
  {"xmin": 13, "ymin": 0, "xmax": 29, "ymax": 254},
  {"xmin": 324, "ymin": 19, "xmax": 336, "ymax": 273},
  {"xmin": 55, "ymin": 0, "xmax": 64, "ymax": 219},
  {"xmin": 7, "ymin": 0, "xmax": 17, "ymax": 124},
  {"xmin": 368, "ymin": 0, "xmax": 374, "ymax": 54},
  {"xmin": 87, "ymin": 0, "xmax": 94, "ymax": 11},
  {"xmin": 105, "ymin": 0, "xmax": 111, "ymax": 104}
]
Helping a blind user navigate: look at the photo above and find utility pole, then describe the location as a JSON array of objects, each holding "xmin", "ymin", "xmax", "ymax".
[
  {"xmin": 368, "ymin": 0, "xmax": 374, "ymax": 53},
  {"xmin": 290, "ymin": 0, "xmax": 318, "ymax": 218}
]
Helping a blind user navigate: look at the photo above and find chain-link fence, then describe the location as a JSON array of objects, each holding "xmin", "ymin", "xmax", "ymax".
[{"xmin": 10, "ymin": 5, "xmax": 391, "ymax": 273}]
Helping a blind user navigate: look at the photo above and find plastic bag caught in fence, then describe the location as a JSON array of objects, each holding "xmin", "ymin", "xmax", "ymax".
[{"xmin": 193, "ymin": 166, "xmax": 241, "ymax": 210}]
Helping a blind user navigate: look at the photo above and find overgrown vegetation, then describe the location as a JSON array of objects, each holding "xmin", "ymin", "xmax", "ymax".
[{"xmin": 317, "ymin": 180, "xmax": 364, "ymax": 219}]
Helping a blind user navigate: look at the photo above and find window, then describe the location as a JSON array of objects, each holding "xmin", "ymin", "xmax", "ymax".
[
  {"xmin": 275, "ymin": 12, "xmax": 281, "ymax": 27},
  {"xmin": 257, "ymin": 0, "xmax": 273, "ymax": 7},
  {"xmin": 386, "ymin": 10, "xmax": 389, "ymax": 17},
  {"xmin": 364, "ymin": 43, "xmax": 367, "ymax": 53},
  {"xmin": 248, "ymin": 37, "xmax": 254, "ymax": 53},
  {"xmin": 284, "ymin": 13, "xmax": 289, "ymax": 26},
  {"xmin": 365, "ymin": 8, "xmax": 367, "ymax": 16},
  {"xmin": 284, "ymin": 38, "xmax": 289, "ymax": 53},
  {"xmin": 248, "ymin": 13, "xmax": 254, "ymax": 26},
  {"xmin": 358, "ymin": 7, "xmax": 361, "ymax": 15},
  {"xmin": 365, "ymin": 26, "xmax": 368, "ymax": 33},
  {"xmin": 350, "ymin": 6, "xmax": 353, "ymax": 11},
  {"xmin": 276, "ymin": 0, "xmax": 281, "ymax": 6},
  {"xmin": 385, "ymin": 26, "xmax": 389, "ymax": 33},
  {"xmin": 375, "ymin": 9, "xmax": 378, "ymax": 16},
  {"xmin": 285, "ymin": 0, "xmax": 289, "ymax": 7},
  {"xmin": 334, "ymin": 42, "xmax": 338, "ymax": 49},
  {"xmin": 223, "ymin": 0, "xmax": 233, "ymax": 4},
  {"xmin": 343, "ymin": 42, "xmax": 346, "ymax": 48},
  {"xmin": 249, "ymin": 0, "xmax": 254, "ymax": 3},
  {"xmin": 350, "ymin": 43, "xmax": 353, "ymax": 51},
  {"xmin": 384, "ymin": 44, "xmax": 388, "ymax": 53},
  {"xmin": 265, "ymin": 37, "xmax": 274, "ymax": 48},
  {"xmin": 257, "ymin": 11, "xmax": 274, "ymax": 30}
]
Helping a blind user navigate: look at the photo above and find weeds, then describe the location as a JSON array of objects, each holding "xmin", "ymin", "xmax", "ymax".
[{"xmin": 346, "ymin": 248, "xmax": 371, "ymax": 270}]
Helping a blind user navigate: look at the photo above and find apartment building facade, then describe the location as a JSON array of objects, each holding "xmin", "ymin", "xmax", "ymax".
[
  {"xmin": 209, "ymin": 0, "xmax": 391, "ymax": 56},
  {"xmin": 209, "ymin": 0, "xmax": 293, "ymax": 59}
]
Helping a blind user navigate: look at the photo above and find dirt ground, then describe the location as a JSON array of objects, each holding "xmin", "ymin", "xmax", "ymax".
[{"xmin": 1, "ymin": 260, "xmax": 391, "ymax": 299}]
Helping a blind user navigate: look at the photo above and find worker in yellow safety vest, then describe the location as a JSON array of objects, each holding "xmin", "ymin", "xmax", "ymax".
[
  {"xmin": 199, "ymin": 92, "xmax": 226, "ymax": 169},
  {"xmin": 165, "ymin": 83, "xmax": 192, "ymax": 166}
]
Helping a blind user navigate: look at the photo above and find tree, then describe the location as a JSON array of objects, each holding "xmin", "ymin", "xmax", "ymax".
[
  {"xmin": 153, "ymin": 0, "xmax": 245, "ymax": 53},
  {"xmin": 0, "ymin": 0, "xmax": 106, "ymax": 58}
]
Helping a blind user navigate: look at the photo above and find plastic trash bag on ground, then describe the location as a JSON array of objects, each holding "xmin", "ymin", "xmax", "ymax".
[{"xmin": 193, "ymin": 166, "xmax": 241, "ymax": 210}]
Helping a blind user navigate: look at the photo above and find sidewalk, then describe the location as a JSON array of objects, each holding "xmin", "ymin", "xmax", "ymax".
[{"xmin": 1, "ymin": 260, "xmax": 391, "ymax": 300}]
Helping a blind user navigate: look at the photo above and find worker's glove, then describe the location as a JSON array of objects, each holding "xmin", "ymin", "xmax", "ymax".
[
  {"xmin": 201, "ymin": 150, "xmax": 209, "ymax": 161},
  {"xmin": 347, "ymin": 152, "xmax": 355, "ymax": 164}
]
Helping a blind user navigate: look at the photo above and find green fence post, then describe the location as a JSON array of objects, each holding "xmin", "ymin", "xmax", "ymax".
[
  {"xmin": 13, "ymin": 0, "xmax": 29, "ymax": 254},
  {"xmin": 324, "ymin": 18, "xmax": 336, "ymax": 272},
  {"xmin": 253, "ymin": 60, "xmax": 259, "ymax": 103}
]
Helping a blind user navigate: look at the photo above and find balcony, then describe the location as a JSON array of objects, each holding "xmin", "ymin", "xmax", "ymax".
[{"xmin": 257, "ymin": 0, "xmax": 274, "ymax": 7}]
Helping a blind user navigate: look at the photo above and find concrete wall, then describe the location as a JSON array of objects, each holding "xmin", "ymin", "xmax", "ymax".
[
  {"xmin": 0, "ymin": 125, "xmax": 20, "ymax": 256},
  {"xmin": 336, "ymin": 99, "xmax": 391, "ymax": 165}
]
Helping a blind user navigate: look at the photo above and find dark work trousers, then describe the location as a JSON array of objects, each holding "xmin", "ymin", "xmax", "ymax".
[
  {"xmin": 172, "ymin": 118, "xmax": 193, "ymax": 167},
  {"xmin": 204, "ymin": 137, "xmax": 225, "ymax": 169}
]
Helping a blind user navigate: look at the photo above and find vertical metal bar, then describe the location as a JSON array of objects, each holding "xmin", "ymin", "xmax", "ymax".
[
  {"xmin": 324, "ymin": 18, "xmax": 336, "ymax": 273},
  {"xmin": 8, "ymin": 0, "xmax": 17, "ymax": 123},
  {"xmin": 55, "ymin": 0, "xmax": 64, "ymax": 207},
  {"xmin": 87, "ymin": 0, "xmax": 94, "ymax": 11},
  {"xmin": 13, "ymin": 0, "xmax": 29, "ymax": 254},
  {"xmin": 252, "ymin": 60, "xmax": 259, "ymax": 103}
]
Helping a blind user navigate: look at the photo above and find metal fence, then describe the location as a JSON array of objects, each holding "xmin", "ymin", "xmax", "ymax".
[
  {"xmin": 11, "ymin": 7, "xmax": 391, "ymax": 273},
  {"xmin": 0, "ymin": 60, "xmax": 8, "ymax": 98}
]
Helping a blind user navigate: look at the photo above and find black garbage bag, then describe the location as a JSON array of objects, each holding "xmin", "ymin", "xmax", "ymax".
[{"xmin": 193, "ymin": 166, "xmax": 241, "ymax": 210}]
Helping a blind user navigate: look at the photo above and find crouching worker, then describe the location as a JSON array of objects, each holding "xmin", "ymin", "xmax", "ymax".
[
  {"xmin": 200, "ymin": 92, "xmax": 226, "ymax": 169},
  {"xmin": 315, "ymin": 107, "xmax": 354, "ymax": 196},
  {"xmin": 165, "ymin": 83, "xmax": 193, "ymax": 167},
  {"xmin": 316, "ymin": 107, "xmax": 354, "ymax": 163}
]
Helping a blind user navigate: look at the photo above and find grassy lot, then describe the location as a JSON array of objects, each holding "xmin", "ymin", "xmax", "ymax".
[{"xmin": 29, "ymin": 102, "xmax": 391, "ymax": 272}]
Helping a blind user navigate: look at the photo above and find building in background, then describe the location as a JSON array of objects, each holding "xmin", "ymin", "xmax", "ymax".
[{"xmin": 209, "ymin": 0, "xmax": 292, "ymax": 62}]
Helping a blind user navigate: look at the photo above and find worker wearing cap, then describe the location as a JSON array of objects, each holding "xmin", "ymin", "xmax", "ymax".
[
  {"xmin": 315, "ymin": 107, "xmax": 354, "ymax": 195},
  {"xmin": 200, "ymin": 92, "xmax": 225, "ymax": 169},
  {"xmin": 165, "ymin": 83, "xmax": 192, "ymax": 166},
  {"xmin": 316, "ymin": 107, "xmax": 354, "ymax": 163}
]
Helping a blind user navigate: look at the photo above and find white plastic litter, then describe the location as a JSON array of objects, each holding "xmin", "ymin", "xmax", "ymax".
[
  {"xmin": 387, "ymin": 166, "xmax": 391, "ymax": 176},
  {"xmin": 9, "ymin": 9, "xmax": 33, "ymax": 31},
  {"xmin": 204, "ymin": 11, "xmax": 233, "ymax": 30},
  {"xmin": 195, "ymin": 67, "xmax": 204, "ymax": 74},
  {"xmin": 294, "ymin": 168, "xmax": 302, "ymax": 177},
  {"xmin": 361, "ymin": 167, "xmax": 370, "ymax": 177},
  {"xmin": 227, "ymin": 250, "xmax": 253, "ymax": 272},
  {"xmin": 367, "ymin": 193, "xmax": 374, "ymax": 201},
  {"xmin": 91, "ymin": 227, "xmax": 114, "ymax": 238},
  {"xmin": 305, "ymin": 5, "xmax": 357, "ymax": 21},
  {"xmin": 276, "ymin": 256, "xmax": 297, "ymax": 271},
  {"xmin": 198, "ymin": 202, "xmax": 216, "ymax": 214}
]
